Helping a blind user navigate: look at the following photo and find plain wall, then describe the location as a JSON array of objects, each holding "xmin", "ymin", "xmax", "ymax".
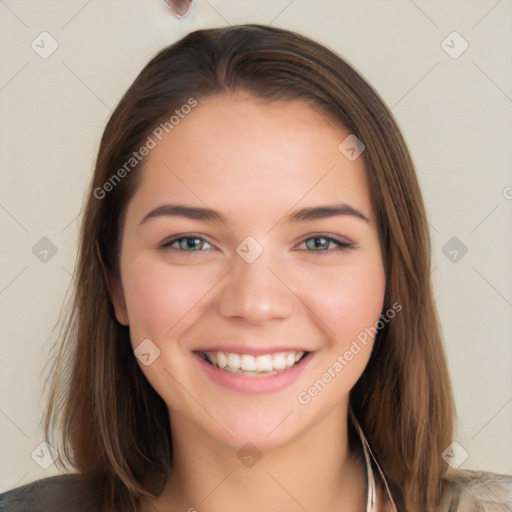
[{"xmin": 1, "ymin": 0, "xmax": 511, "ymax": 491}]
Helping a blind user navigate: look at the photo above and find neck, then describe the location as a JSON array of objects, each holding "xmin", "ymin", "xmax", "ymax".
[{"xmin": 153, "ymin": 405, "xmax": 367, "ymax": 512}]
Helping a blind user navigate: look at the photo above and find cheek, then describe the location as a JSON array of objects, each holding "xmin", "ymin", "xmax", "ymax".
[
  {"xmin": 303, "ymin": 259, "xmax": 386, "ymax": 346},
  {"xmin": 121, "ymin": 257, "xmax": 214, "ymax": 341}
]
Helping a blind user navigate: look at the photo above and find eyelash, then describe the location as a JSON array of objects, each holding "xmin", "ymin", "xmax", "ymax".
[{"xmin": 158, "ymin": 234, "xmax": 356, "ymax": 254}]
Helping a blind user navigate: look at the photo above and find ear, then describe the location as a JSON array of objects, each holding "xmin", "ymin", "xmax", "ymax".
[{"xmin": 109, "ymin": 276, "xmax": 129, "ymax": 326}]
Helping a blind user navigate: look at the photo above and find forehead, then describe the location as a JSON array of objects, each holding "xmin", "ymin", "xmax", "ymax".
[{"xmin": 127, "ymin": 92, "xmax": 374, "ymax": 226}]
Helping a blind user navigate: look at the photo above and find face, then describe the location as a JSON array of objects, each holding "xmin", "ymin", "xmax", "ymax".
[{"xmin": 111, "ymin": 92, "xmax": 386, "ymax": 451}]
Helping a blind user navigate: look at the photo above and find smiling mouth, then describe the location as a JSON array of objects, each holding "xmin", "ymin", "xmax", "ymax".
[{"xmin": 198, "ymin": 350, "xmax": 309, "ymax": 376}]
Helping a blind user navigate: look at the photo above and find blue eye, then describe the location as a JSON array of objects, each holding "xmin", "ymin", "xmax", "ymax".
[
  {"xmin": 159, "ymin": 234, "xmax": 355, "ymax": 254},
  {"xmin": 302, "ymin": 236, "xmax": 355, "ymax": 252},
  {"xmin": 160, "ymin": 236, "xmax": 213, "ymax": 252}
]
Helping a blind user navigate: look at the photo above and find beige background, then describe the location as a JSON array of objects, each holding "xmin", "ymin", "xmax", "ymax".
[{"xmin": 1, "ymin": 0, "xmax": 511, "ymax": 491}]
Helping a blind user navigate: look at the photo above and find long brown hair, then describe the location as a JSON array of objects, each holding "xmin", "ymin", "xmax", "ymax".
[{"xmin": 44, "ymin": 24, "xmax": 455, "ymax": 511}]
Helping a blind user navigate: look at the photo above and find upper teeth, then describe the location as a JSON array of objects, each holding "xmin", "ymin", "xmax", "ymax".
[{"xmin": 204, "ymin": 351, "xmax": 305, "ymax": 374}]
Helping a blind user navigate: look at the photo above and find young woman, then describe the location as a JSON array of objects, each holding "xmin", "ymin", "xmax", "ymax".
[{"xmin": 1, "ymin": 25, "xmax": 511, "ymax": 512}]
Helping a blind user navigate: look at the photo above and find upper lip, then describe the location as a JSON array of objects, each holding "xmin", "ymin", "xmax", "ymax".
[{"xmin": 194, "ymin": 345, "xmax": 310, "ymax": 356}]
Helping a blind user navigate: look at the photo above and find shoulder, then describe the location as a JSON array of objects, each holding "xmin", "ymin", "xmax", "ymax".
[
  {"xmin": 0, "ymin": 474, "xmax": 100, "ymax": 512},
  {"xmin": 440, "ymin": 468, "xmax": 512, "ymax": 512}
]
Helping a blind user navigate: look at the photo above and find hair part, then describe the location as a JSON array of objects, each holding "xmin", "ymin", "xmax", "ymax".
[{"xmin": 44, "ymin": 24, "xmax": 455, "ymax": 511}]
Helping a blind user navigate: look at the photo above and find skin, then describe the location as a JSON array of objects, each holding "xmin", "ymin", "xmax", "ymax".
[{"xmin": 111, "ymin": 91, "xmax": 387, "ymax": 511}]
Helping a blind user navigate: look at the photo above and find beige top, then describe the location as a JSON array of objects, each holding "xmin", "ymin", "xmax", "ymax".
[{"xmin": 354, "ymin": 413, "xmax": 512, "ymax": 512}]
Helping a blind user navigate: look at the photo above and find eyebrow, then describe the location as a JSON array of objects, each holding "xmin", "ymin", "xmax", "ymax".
[
  {"xmin": 286, "ymin": 204, "xmax": 370, "ymax": 223},
  {"xmin": 138, "ymin": 203, "xmax": 370, "ymax": 226}
]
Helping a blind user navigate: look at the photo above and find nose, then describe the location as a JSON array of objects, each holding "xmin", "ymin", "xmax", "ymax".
[{"xmin": 217, "ymin": 251, "xmax": 295, "ymax": 324}]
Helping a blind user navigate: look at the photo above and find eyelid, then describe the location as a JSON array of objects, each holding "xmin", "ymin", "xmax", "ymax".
[
  {"xmin": 159, "ymin": 233, "xmax": 215, "ymax": 251},
  {"xmin": 296, "ymin": 234, "xmax": 356, "ymax": 252},
  {"xmin": 159, "ymin": 233, "xmax": 356, "ymax": 254}
]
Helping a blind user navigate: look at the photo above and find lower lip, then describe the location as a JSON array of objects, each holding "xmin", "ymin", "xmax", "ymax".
[{"xmin": 195, "ymin": 353, "xmax": 312, "ymax": 394}]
